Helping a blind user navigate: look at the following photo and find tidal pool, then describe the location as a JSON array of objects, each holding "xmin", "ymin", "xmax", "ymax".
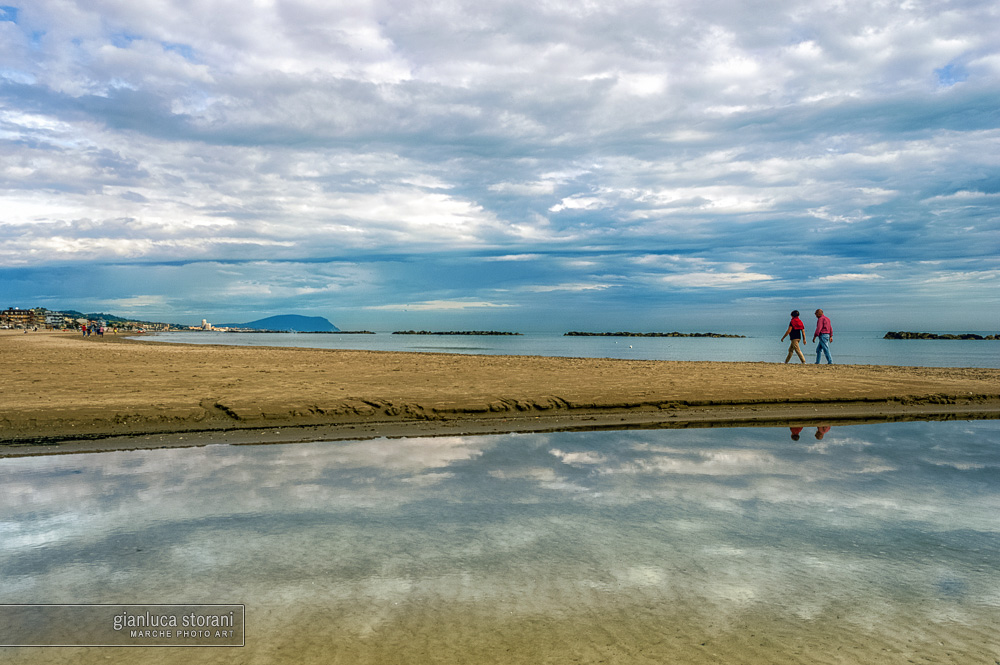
[{"xmin": 2, "ymin": 421, "xmax": 999, "ymax": 663}]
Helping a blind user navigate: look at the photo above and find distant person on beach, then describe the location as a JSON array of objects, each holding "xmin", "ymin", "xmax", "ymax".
[
  {"xmin": 781, "ymin": 310, "xmax": 807, "ymax": 363},
  {"xmin": 813, "ymin": 309, "xmax": 833, "ymax": 364},
  {"xmin": 815, "ymin": 425, "xmax": 831, "ymax": 439},
  {"xmin": 789, "ymin": 426, "xmax": 803, "ymax": 440}
]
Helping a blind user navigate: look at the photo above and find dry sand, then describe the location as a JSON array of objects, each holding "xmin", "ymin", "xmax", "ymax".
[{"xmin": 2, "ymin": 330, "xmax": 998, "ymax": 454}]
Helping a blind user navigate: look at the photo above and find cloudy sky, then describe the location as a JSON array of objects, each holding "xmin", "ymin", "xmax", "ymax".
[{"xmin": 1, "ymin": 0, "xmax": 998, "ymax": 331}]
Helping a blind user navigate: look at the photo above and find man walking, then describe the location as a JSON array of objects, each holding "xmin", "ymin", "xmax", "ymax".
[{"xmin": 813, "ymin": 309, "xmax": 833, "ymax": 364}]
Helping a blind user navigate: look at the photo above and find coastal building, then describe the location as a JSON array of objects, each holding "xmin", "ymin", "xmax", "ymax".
[
  {"xmin": 1, "ymin": 307, "xmax": 37, "ymax": 328},
  {"xmin": 3, "ymin": 307, "xmax": 109, "ymax": 330},
  {"xmin": 3, "ymin": 304, "xmax": 177, "ymax": 331},
  {"xmin": 45, "ymin": 312, "xmax": 66, "ymax": 327}
]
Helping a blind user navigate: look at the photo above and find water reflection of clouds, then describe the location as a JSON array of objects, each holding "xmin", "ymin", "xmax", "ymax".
[
  {"xmin": 548, "ymin": 448, "xmax": 608, "ymax": 465},
  {"xmin": 609, "ymin": 447, "xmax": 786, "ymax": 476},
  {"xmin": 275, "ymin": 436, "xmax": 486, "ymax": 474},
  {"xmin": 7, "ymin": 424, "xmax": 995, "ymax": 527},
  {"xmin": 805, "ymin": 433, "xmax": 874, "ymax": 454},
  {"xmin": 3, "ymin": 435, "xmax": 486, "ymax": 510},
  {"xmin": 1, "ymin": 422, "xmax": 998, "ymax": 623}
]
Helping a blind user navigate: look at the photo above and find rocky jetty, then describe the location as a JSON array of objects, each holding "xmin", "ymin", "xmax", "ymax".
[
  {"xmin": 883, "ymin": 331, "xmax": 999, "ymax": 340},
  {"xmin": 393, "ymin": 330, "xmax": 522, "ymax": 336},
  {"xmin": 565, "ymin": 331, "xmax": 746, "ymax": 338}
]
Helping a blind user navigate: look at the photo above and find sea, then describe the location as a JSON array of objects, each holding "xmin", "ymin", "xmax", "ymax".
[{"xmin": 141, "ymin": 329, "xmax": 1000, "ymax": 368}]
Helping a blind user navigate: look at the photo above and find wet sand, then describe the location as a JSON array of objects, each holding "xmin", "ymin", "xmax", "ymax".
[
  {"xmin": 7, "ymin": 604, "xmax": 997, "ymax": 665},
  {"xmin": 2, "ymin": 330, "xmax": 998, "ymax": 454}
]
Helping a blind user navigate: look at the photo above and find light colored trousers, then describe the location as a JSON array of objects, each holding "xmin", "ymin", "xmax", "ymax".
[{"xmin": 785, "ymin": 339, "xmax": 805, "ymax": 363}]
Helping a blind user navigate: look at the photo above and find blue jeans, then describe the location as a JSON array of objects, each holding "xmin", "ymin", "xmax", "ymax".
[{"xmin": 815, "ymin": 334, "xmax": 832, "ymax": 364}]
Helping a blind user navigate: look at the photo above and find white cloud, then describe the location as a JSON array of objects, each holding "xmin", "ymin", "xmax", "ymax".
[
  {"xmin": 923, "ymin": 190, "xmax": 1000, "ymax": 203},
  {"xmin": 660, "ymin": 272, "xmax": 774, "ymax": 288},
  {"xmin": 366, "ymin": 300, "xmax": 516, "ymax": 311},
  {"xmin": 100, "ymin": 295, "xmax": 170, "ymax": 311},
  {"xmin": 920, "ymin": 270, "xmax": 1000, "ymax": 285},
  {"xmin": 488, "ymin": 181, "xmax": 558, "ymax": 196},
  {"xmin": 817, "ymin": 273, "xmax": 884, "ymax": 282},
  {"xmin": 549, "ymin": 196, "xmax": 610, "ymax": 213},
  {"xmin": 481, "ymin": 254, "xmax": 546, "ymax": 262},
  {"xmin": 522, "ymin": 282, "xmax": 615, "ymax": 293}
]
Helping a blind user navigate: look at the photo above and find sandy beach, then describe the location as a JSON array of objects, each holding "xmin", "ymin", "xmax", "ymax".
[{"xmin": 2, "ymin": 330, "xmax": 998, "ymax": 454}]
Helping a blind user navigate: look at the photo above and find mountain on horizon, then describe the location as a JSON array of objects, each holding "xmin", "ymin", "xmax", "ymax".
[{"xmin": 221, "ymin": 314, "xmax": 340, "ymax": 332}]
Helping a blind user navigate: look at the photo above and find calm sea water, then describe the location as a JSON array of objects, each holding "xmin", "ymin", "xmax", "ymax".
[
  {"xmin": 142, "ymin": 330, "xmax": 1000, "ymax": 368},
  {"xmin": 2, "ymin": 421, "xmax": 998, "ymax": 663}
]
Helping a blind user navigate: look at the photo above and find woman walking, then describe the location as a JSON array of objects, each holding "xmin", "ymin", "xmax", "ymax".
[{"xmin": 781, "ymin": 310, "xmax": 807, "ymax": 363}]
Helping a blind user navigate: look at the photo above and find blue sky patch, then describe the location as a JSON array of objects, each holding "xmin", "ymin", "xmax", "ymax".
[
  {"xmin": 163, "ymin": 42, "xmax": 195, "ymax": 61},
  {"xmin": 935, "ymin": 63, "xmax": 969, "ymax": 87},
  {"xmin": 111, "ymin": 32, "xmax": 142, "ymax": 48}
]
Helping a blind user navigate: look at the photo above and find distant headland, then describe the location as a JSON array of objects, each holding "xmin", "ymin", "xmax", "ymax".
[
  {"xmin": 565, "ymin": 331, "xmax": 746, "ymax": 338},
  {"xmin": 883, "ymin": 331, "xmax": 999, "ymax": 340},
  {"xmin": 219, "ymin": 314, "xmax": 340, "ymax": 332}
]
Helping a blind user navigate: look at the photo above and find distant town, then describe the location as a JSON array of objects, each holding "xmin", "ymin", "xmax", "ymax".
[
  {"xmin": 2, "ymin": 307, "xmax": 355, "ymax": 334},
  {"xmin": 2, "ymin": 306, "xmax": 214, "ymax": 332}
]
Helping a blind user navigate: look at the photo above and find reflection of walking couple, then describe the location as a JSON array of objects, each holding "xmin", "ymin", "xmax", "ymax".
[
  {"xmin": 782, "ymin": 309, "xmax": 833, "ymax": 364},
  {"xmin": 789, "ymin": 426, "xmax": 831, "ymax": 440}
]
